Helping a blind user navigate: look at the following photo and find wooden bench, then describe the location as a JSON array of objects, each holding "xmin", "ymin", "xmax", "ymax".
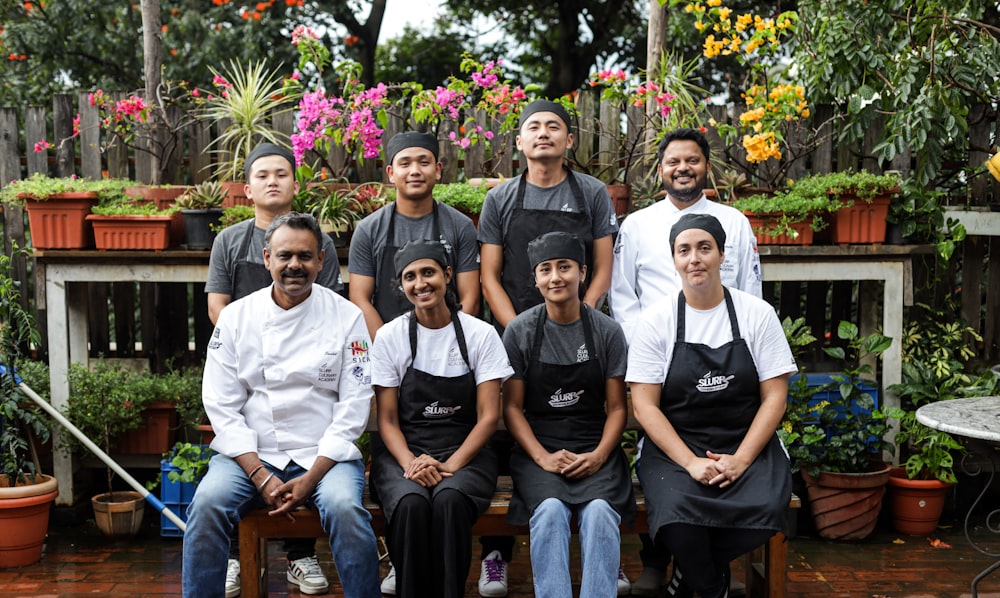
[{"xmin": 239, "ymin": 409, "xmax": 800, "ymax": 597}]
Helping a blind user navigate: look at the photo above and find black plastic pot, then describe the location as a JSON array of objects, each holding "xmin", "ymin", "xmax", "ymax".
[{"xmin": 181, "ymin": 209, "xmax": 224, "ymax": 250}]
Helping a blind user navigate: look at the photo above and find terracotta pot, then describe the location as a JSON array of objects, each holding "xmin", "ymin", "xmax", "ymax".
[
  {"xmin": 829, "ymin": 193, "xmax": 893, "ymax": 244},
  {"xmin": 744, "ymin": 212, "xmax": 816, "ymax": 245},
  {"xmin": 606, "ymin": 183, "xmax": 632, "ymax": 217},
  {"xmin": 801, "ymin": 463, "xmax": 891, "ymax": 541},
  {"xmin": 0, "ymin": 474, "xmax": 58, "ymax": 567},
  {"xmin": 92, "ymin": 491, "xmax": 145, "ymax": 538},
  {"xmin": 220, "ymin": 181, "xmax": 252, "ymax": 208},
  {"xmin": 23, "ymin": 193, "xmax": 99, "ymax": 249},
  {"xmin": 116, "ymin": 401, "xmax": 178, "ymax": 454},
  {"xmin": 124, "ymin": 186, "xmax": 190, "ymax": 245},
  {"xmin": 887, "ymin": 467, "xmax": 952, "ymax": 536},
  {"xmin": 86, "ymin": 214, "xmax": 173, "ymax": 250}
]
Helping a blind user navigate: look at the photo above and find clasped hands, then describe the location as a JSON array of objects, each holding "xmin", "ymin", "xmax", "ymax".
[
  {"xmin": 686, "ymin": 450, "xmax": 749, "ymax": 489},
  {"xmin": 538, "ymin": 449, "xmax": 604, "ymax": 479},
  {"xmin": 403, "ymin": 453, "xmax": 454, "ymax": 487}
]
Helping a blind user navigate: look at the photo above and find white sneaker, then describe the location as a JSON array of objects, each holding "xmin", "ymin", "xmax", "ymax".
[
  {"xmin": 617, "ymin": 565, "xmax": 632, "ymax": 596},
  {"xmin": 381, "ymin": 563, "xmax": 397, "ymax": 595},
  {"xmin": 286, "ymin": 555, "xmax": 330, "ymax": 595},
  {"xmin": 478, "ymin": 550, "xmax": 508, "ymax": 597},
  {"xmin": 225, "ymin": 559, "xmax": 241, "ymax": 598}
]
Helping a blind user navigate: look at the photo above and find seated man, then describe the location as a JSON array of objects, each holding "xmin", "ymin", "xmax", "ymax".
[{"xmin": 181, "ymin": 213, "xmax": 381, "ymax": 598}]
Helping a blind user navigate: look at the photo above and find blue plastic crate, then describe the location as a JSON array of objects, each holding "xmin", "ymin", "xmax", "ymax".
[
  {"xmin": 160, "ymin": 459, "xmax": 196, "ymax": 537},
  {"xmin": 788, "ymin": 373, "xmax": 879, "ymax": 418}
]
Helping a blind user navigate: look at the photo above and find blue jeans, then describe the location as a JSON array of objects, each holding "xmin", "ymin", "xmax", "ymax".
[
  {"xmin": 181, "ymin": 454, "xmax": 380, "ymax": 598},
  {"xmin": 529, "ymin": 497, "xmax": 621, "ymax": 598}
]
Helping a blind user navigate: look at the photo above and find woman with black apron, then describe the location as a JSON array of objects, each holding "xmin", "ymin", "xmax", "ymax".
[
  {"xmin": 628, "ymin": 214, "xmax": 796, "ymax": 598},
  {"xmin": 502, "ymin": 231, "xmax": 635, "ymax": 598},
  {"xmin": 369, "ymin": 239, "xmax": 513, "ymax": 598}
]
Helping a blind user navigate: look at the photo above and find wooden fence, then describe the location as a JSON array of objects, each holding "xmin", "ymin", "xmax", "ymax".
[{"xmin": 1, "ymin": 91, "xmax": 998, "ymax": 369}]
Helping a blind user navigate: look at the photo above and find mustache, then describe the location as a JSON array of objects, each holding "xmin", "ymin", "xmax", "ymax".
[{"xmin": 281, "ymin": 269, "xmax": 307, "ymax": 278}]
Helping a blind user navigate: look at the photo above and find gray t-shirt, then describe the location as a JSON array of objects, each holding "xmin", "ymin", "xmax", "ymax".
[
  {"xmin": 477, "ymin": 172, "xmax": 619, "ymax": 246},
  {"xmin": 348, "ymin": 201, "xmax": 480, "ymax": 278},
  {"xmin": 205, "ymin": 219, "xmax": 344, "ymax": 295},
  {"xmin": 502, "ymin": 304, "xmax": 628, "ymax": 380}
]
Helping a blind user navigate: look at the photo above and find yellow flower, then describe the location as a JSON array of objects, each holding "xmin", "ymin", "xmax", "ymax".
[
  {"xmin": 707, "ymin": 0, "xmax": 721, "ymax": 6},
  {"xmin": 718, "ymin": 7, "xmax": 731, "ymax": 20},
  {"xmin": 695, "ymin": 20, "xmax": 707, "ymax": 32},
  {"xmin": 735, "ymin": 13, "xmax": 752, "ymax": 32},
  {"xmin": 685, "ymin": 4, "xmax": 694, "ymax": 12}
]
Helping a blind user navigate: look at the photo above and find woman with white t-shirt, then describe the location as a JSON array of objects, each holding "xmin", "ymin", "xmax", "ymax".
[
  {"xmin": 369, "ymin": 239, "xmax": 513, "ymax": 598},
  {"xmin": 628, "ymin": 214, "xmax": 796, "ymax": 598}
]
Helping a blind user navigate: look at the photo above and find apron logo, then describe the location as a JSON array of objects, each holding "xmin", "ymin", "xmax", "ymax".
[
  {"xmin": 697, "ymin": 371, "xmax": 735, "ymax": 393},
  {"xmin": 424, "ymin": 401, "xmax": 461, "ymax": 418},
  {"xmin": 549, "ymin": 388, "xmax": 584, "ymax": 408}
]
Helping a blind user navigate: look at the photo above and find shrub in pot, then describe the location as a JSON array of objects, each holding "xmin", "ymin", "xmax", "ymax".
[{"xmin": 175, "ymin": 181, "xmax": 226, "ymax": 249}]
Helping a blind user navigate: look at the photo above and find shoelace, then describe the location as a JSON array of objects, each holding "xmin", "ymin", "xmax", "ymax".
[
  {"xmin": 618, "ymin": 567, "xmax": 628, "ymax": 581},
  {"xmin": 483, "ymin": 556, "xmax": 506, "ymax": 582},
  {"xmin": 295, "ymin": 557, "xmax": 324, "ymax": 577}
]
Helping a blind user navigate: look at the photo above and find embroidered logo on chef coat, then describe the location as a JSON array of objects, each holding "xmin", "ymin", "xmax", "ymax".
[
  {"xmin": 696, "ymin": 371, "xmax": 735, "ymax": 393},
  {"xmin": 350, "ymin": 338, "xmax": 370, "ymax": 363},
  {"xmin": 352, "ymin": 365, "xmax": 370, "ymax": 385},
  {"xmin": 424, "ymin": 401, "xmax": 461, "ymax": 418},
  {"xmin": 318, "ymin": 354, "xmax": 338, "ymax": 382},
  {"xmin": 549, "ymin": 388, "xmax": 584, "ymax": 408},
  {"xmin": 208, "ymin": 327, "xmax": 222, "ymax": 350}
]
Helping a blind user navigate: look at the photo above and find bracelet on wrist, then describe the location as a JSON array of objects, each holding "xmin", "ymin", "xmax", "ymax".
[
  {"xmin": 248, "ymin": 464, "xmax": 266, "ymax": 480},
  {"xmin": 257, "ymin": 472, "xmax": 275, "ymax": 492}
]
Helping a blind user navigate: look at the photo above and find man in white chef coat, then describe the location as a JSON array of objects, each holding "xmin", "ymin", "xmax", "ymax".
[{"xmin": 182, "ymin": 213, "xmax": 381, "ymax": 598}]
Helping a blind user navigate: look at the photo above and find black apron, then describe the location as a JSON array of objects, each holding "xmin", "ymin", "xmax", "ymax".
[
  {"xmin": 233, "ymin": 220, "xmax": 273, "ymax": 300},
  {"xmin": 639, "ymin": 289, "xmax": 790, "ymax": 540},
  {"xmin": 370, "ymin": 311, "xmax": 498, "ymax": 522},
  {"xmin": 501, "ymin": 170, "xmax": 595, "ymax": 314},
  {"xmin": 507, "ymin": 306, "xmax": 635, "ymax": 526},
  {"xmin": 374, "ymin": 203, "xmax": 444, "ymax": 323}
]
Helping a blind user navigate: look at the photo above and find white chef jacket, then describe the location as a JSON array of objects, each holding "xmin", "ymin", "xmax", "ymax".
[
  {"xmin": 610, "ymin": 195, "xmax": 763, "ymax": 342},
  {"xmin": 204, "ymin": 283, "xmax": 374, "ymax": 470}
]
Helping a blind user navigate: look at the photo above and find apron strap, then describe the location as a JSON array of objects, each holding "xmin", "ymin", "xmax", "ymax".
[
  {"xmin": 407, "ymin": 309, "xmax": 471, "ymax": 369},
  {"xmin": 676, "ymin": 288, "xmax": 742, "ymax": 343},
  {"xmin": 238, "ymin": 219, "xmax": 257, "ymax": 261},
  {"xmin": 385, "ymin": 203, "xmax": 398, "ymax": 246}
]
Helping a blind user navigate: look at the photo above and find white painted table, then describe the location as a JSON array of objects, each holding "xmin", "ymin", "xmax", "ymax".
[
  {"xmin": 758, "ymin": 244, "xmax": 934, "ymax": 419},
  {"xmin": 35, "ymin": 250, "xmax": 209, "ymax": 506},
  {"xmin": 917, "ymin": 396, "xmax": 1000, "ymax": 597}
]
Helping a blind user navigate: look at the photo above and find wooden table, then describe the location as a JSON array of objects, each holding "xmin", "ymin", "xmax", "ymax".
[
  {"xmin": 917, "ymin": 396, "xmax": 1000, "ymax": 597},
  {"xmin": 758, "ymin": 244, "xmax": 934, "ymax": 421},
  {"xmin": 35, "ymin": 250, "xmax": 210, "ymax": 505}
]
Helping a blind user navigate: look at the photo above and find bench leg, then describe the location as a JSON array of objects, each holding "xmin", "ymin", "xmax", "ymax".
[
  {"xmin": 766, "ymin": 532, "xmax": 787, "ymax": 598},
  {"xmin": 239, "ymin": 520, "xmax": 265, "ymax": 598}
]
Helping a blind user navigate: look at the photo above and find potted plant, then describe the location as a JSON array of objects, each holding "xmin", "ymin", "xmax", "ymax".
[
  {"xmin": 86, "ymin": 191, "xmax": 176, "ymax": 250},
  {"xmin": 201, "ymin": 60, "xmax": 295, "ymax": 203},
  {"xmin": 156, "ymin": 441, "xmax": 213, "ymax": 537},
  {"xmin": 0, "ymin": 173, "xmax": 103, "ymax": 249},
  {"xmin": 0, "ymin": 246, "xmax": 58, "ymax": 566},
  {"xmin": 431, "ymin": 182, "xmax": 489, "ymax": 226},
  {"xmin": 779, "ymin": 320, "xmax": 895, "ymax": 541},
  {"xmin": 175, "ymin": 181, "xmax": 227, "ymax": 250},
  {"xmin": 732, "ymin": 189, "xmax": 833, "ymax": 245},
  {"xmin": 63, "ymin": 361, "xmax": 159, "ymax": 537},
  {"xmin": 214, "ymin": 204, "xmax": 256, "ymax": 232}
]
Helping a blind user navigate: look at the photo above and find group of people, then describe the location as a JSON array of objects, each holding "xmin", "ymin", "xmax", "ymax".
[{"xmin": 180, "ymin": 99, "xmax": 797, "ymax": 598}]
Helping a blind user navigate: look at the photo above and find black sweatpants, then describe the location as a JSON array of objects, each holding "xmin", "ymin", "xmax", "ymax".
[{"xmin": 656, "ymin": 523, "xmax": 773, "ymax": 597}]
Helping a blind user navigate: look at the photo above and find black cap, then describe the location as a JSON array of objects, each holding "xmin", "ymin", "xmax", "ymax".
[
  {"xmin": 527, "ymin": 231, "xmax": 585, "ymax": 270},
  {"xmin": 518, "ymin": 100, "xmax": 573, "ymax": 130},
  {"xmin": 244, "ymin": 143, "xmax": 295, "ymax": 180},
  {"xmin": 669, "ymin": 213, "xmax": 727, "ymax": 255},
  {"xmin": 385, "ymin": 131, "xmax": 439, "ymax": 165},
  {"xmin": 393, "ymin": 239, "xmax": 448, "ymax": 278}
]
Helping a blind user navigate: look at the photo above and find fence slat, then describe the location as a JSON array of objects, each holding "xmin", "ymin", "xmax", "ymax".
[
  {"xmin": 79, "ymin": 92, "xmax": 102, "ymax": 180},
  {"xmin": 53, "ymin": 94, "xmax": 75, "ymax": 177}
]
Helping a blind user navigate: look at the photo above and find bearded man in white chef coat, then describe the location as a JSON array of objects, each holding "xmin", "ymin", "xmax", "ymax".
[{"xmin": 182, "ymin": 213, "xmax": 381, "ymax": 598}]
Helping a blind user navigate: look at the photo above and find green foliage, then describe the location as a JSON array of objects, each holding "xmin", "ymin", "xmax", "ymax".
[
  {"xmin": 201, "ymin": 60, "xmax": 296, "ymax": 181},
  {"xmin": 375, "ymin": 22, "xmax": 509, "ymax": 89},
  {"xmin": 0, "ymin": 245, "xmax": 48, "ymax": 484},
  {"xmin": 0, "ymin": 173, "xmax": 95, "ymax": 204},
  {"xmin": 432, "ymin": 182, "xmax": 489, "ymax": 215},
  {"xmin": 165, "ymin": 442, "xmax": 213, "ymax": 485},
  {"xmin": 795, "ymin": 0, "xmax": 1000, "ymax": 187},
  {"xmin": 885, "ymin": 406, "xmax": 964, "ymax": 483},
  {"xmin": 175, "ymin": 182, "xmax": 227, "ymax": 211},
  {"xmin": 888, "ymin": 180, "xmax": 966, "ymax": 260},
  {"xmin": 778, "ymin": 321, "xmax": 895, "ymax": 477},
  {"xmin": 213, "ymin": 205, "xmax": 255, "ymax": 232}
]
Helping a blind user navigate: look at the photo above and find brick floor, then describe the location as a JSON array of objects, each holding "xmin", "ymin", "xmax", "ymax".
[{"xmin": 1, "ymin": 516, "xmax": 999, "ymax": 596}]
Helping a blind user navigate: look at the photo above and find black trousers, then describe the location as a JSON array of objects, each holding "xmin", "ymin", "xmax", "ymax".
[
  {"xmin": 656, "ymin": 523, "xmax": 773, "ymax": 596},
  {"xmin": 389, "ymin": 489, "xmax": 478, "ymax": 598},
  {"xmin": 480, "ymin": 430, "xmax": 515, "ymax": 561}
]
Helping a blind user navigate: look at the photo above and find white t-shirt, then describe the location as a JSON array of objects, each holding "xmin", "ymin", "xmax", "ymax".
[
  {"xmin": 371, "ymin": 311, "xmax": 514, "ymax": 387},
  {"xmin": 626, "ymin": 288, "xmax": 796, "ymax": 385},
  {"xmin": 611, "ymin": 196, "xmax": 762, "ymax": 342}
]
